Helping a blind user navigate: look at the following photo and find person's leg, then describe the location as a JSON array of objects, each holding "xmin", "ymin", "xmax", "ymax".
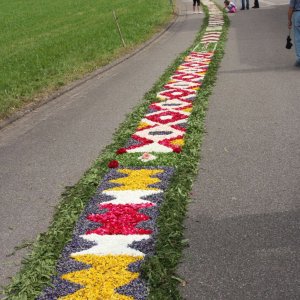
[
  {"xmin": 252, "ymin": 0, "xmax": 259, "ymax": 8},
  {"xmin": 241, "ymin": 0, "xmax": 245, "ymax": 9},
  {"xmin": 246, "ymin": 0, "xmax": 249, "ymax": 9},
  {"xmin": 293, "ymin": 12, "xmax": 300, "ymax": 65},
  {"xmin": 197, "ymin": 0, "xmax": 200, "ymax": 13},
  {"xmin": 193, "ymin": 0, "xmax": 196, "ymax": 12}
]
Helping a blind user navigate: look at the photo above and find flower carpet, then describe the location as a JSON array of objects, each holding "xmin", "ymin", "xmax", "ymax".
[{"xmin": 37, "ymin": 1, "xmax": 225, "ymax": 299}]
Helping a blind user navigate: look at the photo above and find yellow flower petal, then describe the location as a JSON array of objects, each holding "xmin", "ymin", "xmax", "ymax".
[
  {"xmin": 107, "ymin": 169, "xmax": 162, "ymax": 191},
  {"xmin": 60, "ymin": 255, "xmax": 142, "ymax": 300}
]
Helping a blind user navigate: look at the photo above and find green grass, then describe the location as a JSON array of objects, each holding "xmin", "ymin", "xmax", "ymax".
[
  {"xmin": 0, "ymin": 0, "xmax": 173, "ymax": 119},
  {"xmin": 3, "ymin": 3, "xmax": 229, "ymax": 299}
]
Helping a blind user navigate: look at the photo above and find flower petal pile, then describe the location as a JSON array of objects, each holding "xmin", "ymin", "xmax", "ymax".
[{"xmin": 38, "ymin": 1, "xmax": 224, "ymax": 299}]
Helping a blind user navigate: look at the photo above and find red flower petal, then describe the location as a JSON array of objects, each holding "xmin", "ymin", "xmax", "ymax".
[
  {"xmin": 116, "ymin": 148, "xmax": 127, "ymax": 154},
  {"xmin": 86, "ymin": 203, "xmax": 154, "ymax": 235},
  {"xmin": 108, "ymin": 160, "xmax": 119, "ymax": 168},
  {"xmin": 173, "ymin": 146, "xmax": 182, "ymax": 153}
]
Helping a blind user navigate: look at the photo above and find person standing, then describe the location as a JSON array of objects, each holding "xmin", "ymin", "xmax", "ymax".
[
  {"xmin": 193, "ymin": 0, "xmax": 202, "ymax": 14},
  {"xmin": 288, "ymin": 0, "xmax": 300, "ymax": 66},
  {"xmin": 241, "ymin": 0, "xmax": 249, "ymax": 10},
  {"xmin": 252, "ymin": 0, "xmax": 259, "ymax": 8}
]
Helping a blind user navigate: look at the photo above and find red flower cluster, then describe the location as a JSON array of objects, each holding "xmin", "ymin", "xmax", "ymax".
[
  {"xmin": 108, "ymin": 160, "xmax": 119, "ymax": 168},
  {"xmin": 86, "ymin": 203, "xmax": 154, "ymax": 235},
  {"xmin": 173, "ymin": 146, "xmax": 182, "ymax": 153},
  {"xmin": 116, "ymin": 148, "xmax": 127, "ymax": 155}
]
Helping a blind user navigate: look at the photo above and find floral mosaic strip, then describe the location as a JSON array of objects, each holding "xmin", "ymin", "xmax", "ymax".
[
  {"xmin": 201, "ymin": 32, "xmax": 222, "ymax": 43},
  {"xmin": 119, "ymin": 52, "xmax": 214, "ymax": 155},
  {"xmin": 38, "ymin": 167, "xmax": 174, "ymax": 300},
  {"xmin": 38, "ymin": 1, "xmax": 224, "ymax": 299}
]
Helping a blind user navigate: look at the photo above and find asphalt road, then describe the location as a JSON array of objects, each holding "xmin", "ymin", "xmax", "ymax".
[
  {"xmin": 0, "ymin": 0, "xmax": 203, "ymax": 290},
  {"xmin": 178, "ymin": 1, "xmax": 300, "ymax": 299}
]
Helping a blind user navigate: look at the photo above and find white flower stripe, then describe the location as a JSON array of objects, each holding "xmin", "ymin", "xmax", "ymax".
[
  {"xmin": 71, "ymin": 234, "xmax": 151, "ymax": 257},
  {"xmin": 102, "ymin": 190, "xmax": 161, "ymax": 205}
]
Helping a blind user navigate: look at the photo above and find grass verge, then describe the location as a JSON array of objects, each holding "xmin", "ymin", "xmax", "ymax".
[
  {"xmin": 3, "ymin": 3, "xmax": 229, "ymax": 299},
  {"xmin": 0, "ymin": 0, "xmax": 173, "ymax": 120}
]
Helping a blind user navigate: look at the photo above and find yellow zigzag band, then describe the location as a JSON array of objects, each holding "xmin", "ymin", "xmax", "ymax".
[
  {"xmin": 107, "ymin": 169, "xmax": 162, "ymax": 191},
  {"xmin": 60, "ymin": 254, "xmax": 142, "ymax": 300}
]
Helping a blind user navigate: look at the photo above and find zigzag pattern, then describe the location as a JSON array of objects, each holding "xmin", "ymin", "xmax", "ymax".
[
  {"xmin": 106, "ymin": 169, "xmax": 162, "ymax": 191},
  {"xmin": 60, "ymin": 255, "xmax": 141, "ymax": 300},
  {"xmin": 38, "ymin": 168, "xmax": 173, "ymax": 299},
  {"xmin": 120, "ymin": 51, "xmax": 213, "ymax": 154}
]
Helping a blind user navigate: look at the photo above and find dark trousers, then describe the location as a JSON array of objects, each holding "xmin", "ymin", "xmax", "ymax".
[
  {"xmin": 241, "ymin": 0, "xmax": 249, "ymax": 9},
  {"xmin": 253, "ymin": 0, "xmax": 259, "ymax": 7}
]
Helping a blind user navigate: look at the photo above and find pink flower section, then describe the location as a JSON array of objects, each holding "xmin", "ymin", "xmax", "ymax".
[
  {"xmin": 142, "ymin": 152, "xmax": 151, "ymax": 160},
  {"xmin": 145, "ymin": 111, "xmax": 188, "ymax": 125},
  {"xmin": 86, "ymin": 203, "xmax": 154, "ymax": 235},
  {"xmin": 158, "ymin": 88, "xmax": 196, "ymax": 101}
]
